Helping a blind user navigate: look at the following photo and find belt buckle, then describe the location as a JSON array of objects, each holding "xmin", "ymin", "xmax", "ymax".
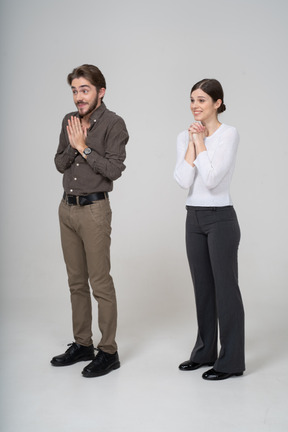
[
  {"xmin": 66, "ymin": 195, "xmax": 77, "ymax": 205},
  {"xmin": 67, "ymin": 195, "xmax": 74, "ymax": 205}
]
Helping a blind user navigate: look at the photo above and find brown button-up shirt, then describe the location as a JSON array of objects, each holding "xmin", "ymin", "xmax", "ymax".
[{"xmin": 54, "ymin": 102, "xmax": 129, "ymax": 195}]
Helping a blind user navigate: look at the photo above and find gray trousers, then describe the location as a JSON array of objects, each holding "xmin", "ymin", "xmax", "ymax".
[
  {"xmin": 59, "ymin": 197, "xmax": 117, "ymax": 354},
  {"xmin": 185, "ymin": 206, "xmax": 245, "ymax": 373}
]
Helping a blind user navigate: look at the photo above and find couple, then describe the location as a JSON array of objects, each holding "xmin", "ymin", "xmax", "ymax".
[{"xmin": 51, "ymin": 64, "xmax": 245, "ymax": 382}]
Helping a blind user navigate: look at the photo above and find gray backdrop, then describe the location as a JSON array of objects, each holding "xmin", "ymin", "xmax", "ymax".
[{"xmin": 1, "ymin": 0, "xmax": 287, "ymax": 348}]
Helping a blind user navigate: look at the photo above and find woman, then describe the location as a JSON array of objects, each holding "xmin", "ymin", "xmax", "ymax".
[{"xmin": 174, "ymin": 79, "xmax": 245, "ymax": 381}]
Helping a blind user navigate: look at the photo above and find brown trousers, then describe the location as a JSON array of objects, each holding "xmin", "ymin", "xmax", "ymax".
[{"xmin": 58, "ymin": 197, "xmax": 117, "ymax": 354}]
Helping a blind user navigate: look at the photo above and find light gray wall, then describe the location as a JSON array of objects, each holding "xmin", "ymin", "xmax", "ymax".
[{"xmin": 0, "ymin": 0, "xmax": 287, "ymax": 327}]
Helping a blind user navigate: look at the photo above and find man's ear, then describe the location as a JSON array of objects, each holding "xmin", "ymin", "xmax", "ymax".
[{"xmin": 99, "ymin": 88, "xmax": 106, "ymax": 99}]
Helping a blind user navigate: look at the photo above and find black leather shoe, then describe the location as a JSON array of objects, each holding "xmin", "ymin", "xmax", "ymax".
[
  {"xmin": 51, "ymin": 342, "xmax": 95, "ymax": 366},
  {"xmin": 82, "ymin": 349, "xmax": 120, "ymax": 377},
  {"xmin": 179, "ymin": 360, "xmax": 214, "ymax": 371},
  {"xmin": 202, "ymin": 368, "xmax": 243, "ymax": 381}
]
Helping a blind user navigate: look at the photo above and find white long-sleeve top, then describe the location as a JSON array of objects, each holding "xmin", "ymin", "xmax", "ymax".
[{"xmin": 174, "ymin": 124, "xmax": 239, "ymax": 206}]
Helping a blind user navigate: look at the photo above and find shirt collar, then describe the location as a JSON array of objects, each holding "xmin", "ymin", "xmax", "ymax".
[
  {"xmin": 75, "ymin": 102, "xmax": 106, "ymax": 124},
  {"xmin": 88, "ymin": 102, "xmax": 106, "ymax": 125}
]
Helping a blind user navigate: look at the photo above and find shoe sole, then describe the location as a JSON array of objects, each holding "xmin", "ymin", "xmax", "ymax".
[
  {"xmin": 82, "ymin": 362, "xmax": 120, "ymax": 378},
  {"xmin": 50, "ymin": 355, "xmax": 95, "ymax": 367}
]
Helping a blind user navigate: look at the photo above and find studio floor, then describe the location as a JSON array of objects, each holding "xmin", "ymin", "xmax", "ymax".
[{"xmin": 0, "ymin": 296, "xmax": 287, "ymax": 432}]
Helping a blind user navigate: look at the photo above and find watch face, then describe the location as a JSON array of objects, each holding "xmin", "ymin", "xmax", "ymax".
[{"xmin": 84, "ymin": 147, "xmax": 92, "ymax": 155}]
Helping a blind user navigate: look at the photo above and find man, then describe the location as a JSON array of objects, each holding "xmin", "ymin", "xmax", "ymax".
[{"xmin": 51, "ymin": 64, "xmax": 129, "ymax": 378}]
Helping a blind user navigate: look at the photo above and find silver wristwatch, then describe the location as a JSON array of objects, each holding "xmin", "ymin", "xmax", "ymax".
[{"xmin": 83, "ymin": 147, "xmax": 92, "ymax": 157}]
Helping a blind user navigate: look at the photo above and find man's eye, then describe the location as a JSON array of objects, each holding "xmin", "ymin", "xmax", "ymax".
[{"xmin": 73, "ymin": 90, "xmax": 77, "ymax": 94}]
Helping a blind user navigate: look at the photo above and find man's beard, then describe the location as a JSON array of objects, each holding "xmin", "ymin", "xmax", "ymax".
[{"xmin": 77, "ymin": 94, "xmax": 99, "ymax": 118}]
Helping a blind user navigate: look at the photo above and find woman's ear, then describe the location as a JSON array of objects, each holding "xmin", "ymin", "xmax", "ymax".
[{"xmin": 215, "ymin": 99, "xmax": 222, "ymax": 110}]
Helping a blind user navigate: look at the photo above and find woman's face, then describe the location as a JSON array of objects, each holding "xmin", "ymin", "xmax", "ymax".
[{"xmin": 190, "ymin": 88, "xmax": 221, "ymax": 123}]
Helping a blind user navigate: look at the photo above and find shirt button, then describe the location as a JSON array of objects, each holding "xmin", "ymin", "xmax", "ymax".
[
  {"xmin": 74, "ymin": 177, "xmax": 77, "ymax": 181},
  {"xmin": 75, "ymin": 151, "xmax": 78, "ymax": 155},
  {"xmin": 94, "ymin": 119, "xmax": 96, "ymax": 122},
  {"xmin": 70, "ymin": 189, "xmax": 73, "ymax": 192},
  {"xmin": 76, "ymin": 163, "xmax": 79, "ymax": 167}
]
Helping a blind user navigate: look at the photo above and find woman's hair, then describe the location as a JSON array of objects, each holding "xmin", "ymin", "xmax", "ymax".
[
  {"xmin": 191, "ymin": 79, "xmax": 226, "ymax": 113},
  {"xmin": 67, "ymin": 64, "xmax": 106, "ymax": 94}
]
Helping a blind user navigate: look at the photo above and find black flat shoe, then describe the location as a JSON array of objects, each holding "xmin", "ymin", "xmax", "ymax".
[
  {"xmin": 202, "ymin": 368, "xmax": 243, "ymax": 381},
  {"xmin": 82, "ymin": 349, "xmax": 120, "ymax": 378},
  {"xmin": 51, "ymin": 342, "xmax": 95, "ymax": 366},
  {"xmin": 179, "ymin": 360, "xmax": 214, "ymax": 371}
]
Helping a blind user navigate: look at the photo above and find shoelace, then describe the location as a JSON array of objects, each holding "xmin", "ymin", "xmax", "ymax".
[
  {"xmin": 65, "ymin": 342, "xmax": 99, "ymax": 353},
  {"xmin": 65, "ymin": 342, "xmax": 79, "ymax": 353}
]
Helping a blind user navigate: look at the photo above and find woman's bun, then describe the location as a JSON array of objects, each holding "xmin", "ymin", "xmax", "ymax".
[{"xmin": 218, "ymin": 103, "xmax": 226, "ymax": 113}]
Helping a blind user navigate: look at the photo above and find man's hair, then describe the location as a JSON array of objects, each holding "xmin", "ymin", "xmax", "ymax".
[{"xmin": 67, "ymin": 64, "xmax": 106, "ymax": 95}]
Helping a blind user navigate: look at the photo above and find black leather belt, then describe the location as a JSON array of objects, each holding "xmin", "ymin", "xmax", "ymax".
[{"xmin": 63, "ymin": 192, "xmax": 108, "ymax": 206}]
